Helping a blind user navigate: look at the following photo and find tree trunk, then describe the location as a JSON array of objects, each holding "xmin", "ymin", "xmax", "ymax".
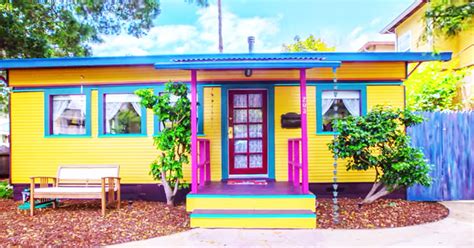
[
  {"xmin": 360, "ymin": 183, "xmax": 394, "ymax": 205},
  {"xmin": 161, "ymin": 171, "xmax": 175, "ymax": 206}
]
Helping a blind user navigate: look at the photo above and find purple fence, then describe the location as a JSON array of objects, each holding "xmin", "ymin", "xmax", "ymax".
[{"xmin": 407, "ymin": 111, "xmax": 474, "ymax": 201}]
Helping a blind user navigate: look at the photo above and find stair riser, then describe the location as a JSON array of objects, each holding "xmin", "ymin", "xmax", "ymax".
[
  {"xmin": 187, "ymin": 197, "xmax": 315, "ymax": 212},
  {"xmin": 191, "ymin": 217, "xmax": 316, "ymax": 229}
]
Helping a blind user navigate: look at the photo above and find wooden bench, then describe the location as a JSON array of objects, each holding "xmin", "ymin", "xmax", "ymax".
[{"xmin": 30, "ymin": 165, "xmax": 121, "ymax": 217}]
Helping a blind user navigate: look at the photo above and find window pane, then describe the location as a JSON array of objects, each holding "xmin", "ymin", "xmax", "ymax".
[
  {"xmin": 249, "ymin": 109, "xmax": 262, "ymax": 122},
  {"xmin": 233, "ymin": 94, "xmax": 247, "ymax": 108},
  {"xmin": 234, "ymin": 124, "xmax": 248, "ymax": 138},
  {"xmin": 249, "ymin": 154, "xmax": 263, "ymax": 168},
  {"xmin": 105, "ymin": 93, "xmax": 142, "ymax": 134},
  {"xmin": 249, "ymin": 124, "xmax": 262, "ymax": 138},
  {"xmin": 249, "ymin": 140, "xmax": 262, "ymax": 152},
  {"xmin": 234, "ymin": 140, "xmax": 247, "ymax": 153},
  {"xmin": 234, "ymin": 155, "xmax": 248, "ymax": 168},
  {"xmin": 52, "ymin": 95, "xmax": 86, "ymax": 135},
  {"xmin": 322, "ymin": 91, "xmax": 361, "ymax": 132},
  {"xmin": 248, "ymin": 94, "xmax": 262, "ymax": 107},
  {"xmin": 234, "ymin": 110, "xmax": 248, "ymax": 123}
]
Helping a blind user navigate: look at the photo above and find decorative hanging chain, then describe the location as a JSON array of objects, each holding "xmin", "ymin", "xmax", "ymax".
[{"xmin": 332, "ymin": 68, "xmax": 339, "ymax": 225}]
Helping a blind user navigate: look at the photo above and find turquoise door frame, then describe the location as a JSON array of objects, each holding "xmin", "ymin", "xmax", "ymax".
[{"xmin": 219, "ymin": 83, "xmax": 275, "ymax": 180}]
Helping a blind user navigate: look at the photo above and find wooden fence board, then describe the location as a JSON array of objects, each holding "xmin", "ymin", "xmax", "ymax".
[{"xmin": 407, "ymin": 111, "xmax": 474, "ymax": 201}]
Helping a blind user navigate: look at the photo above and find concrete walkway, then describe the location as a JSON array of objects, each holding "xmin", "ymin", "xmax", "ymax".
[{"xmin": 112, "ymin": 201, "xmax": 474, "ymax": 247}]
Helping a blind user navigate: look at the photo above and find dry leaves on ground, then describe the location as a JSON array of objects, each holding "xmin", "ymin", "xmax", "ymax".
[
  {"xmin": 0, "ymin": 199, "xmax": 190, "ymax": 247},
  {"xmin": 316, "ymin": 197, "xmax": 449, "ymax": 229}
]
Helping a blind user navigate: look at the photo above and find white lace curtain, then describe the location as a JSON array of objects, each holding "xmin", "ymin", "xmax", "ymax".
[
  {"xmin": 322, "ymin": 91, "xmax": 360, "ymax": 116},
  {"xmin": 52, "ymin": 95, "xmax": 85, "ymax": 135},
  {"xmin": 105, "ymin": 94, "xmax": 142, "ymax": 133}
]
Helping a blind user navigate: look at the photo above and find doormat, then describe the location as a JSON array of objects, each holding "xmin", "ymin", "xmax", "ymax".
[{"xmin": 227, "ymin": 179, "xmax": 268, "ymax": 185}]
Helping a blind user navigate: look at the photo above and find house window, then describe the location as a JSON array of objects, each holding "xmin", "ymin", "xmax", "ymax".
[
  {"xmin": 321, "ymin": 90, "xmax": 361, "ymax": 132},
  {"xmin": 397, "ymin": 31, "xmax": 411, "ymax": 52},
  {"xmin": 104, "ymin": 93, "xmax": 143, "ymax": 134},
  {"xmin": 51, "ymin": 95, "xmax": 86, "ymax": 135}
]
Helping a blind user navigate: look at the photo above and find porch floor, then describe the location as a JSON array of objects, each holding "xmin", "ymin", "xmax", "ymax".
[{"xmin": 194, "ymin": 181, "xmax": 309, "ymax": 195}]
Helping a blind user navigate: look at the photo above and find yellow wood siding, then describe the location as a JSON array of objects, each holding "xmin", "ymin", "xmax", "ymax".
[
  {"xmin": 367, "ymin": 85, "xmax": 405, "ymax": 109},
  {"xmin": 10, "ymin": 90, "xmax": 192, "ymax": 184},
  {"xmin": 201, "ymin": 87, "xmax": 222, "ymax": 181},
  {"xmin": 8, "ymin": 62, "xmax": 406, "ymax": 87}
]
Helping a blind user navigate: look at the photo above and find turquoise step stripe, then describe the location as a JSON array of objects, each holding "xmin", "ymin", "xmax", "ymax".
[
  {"xmin": 191, "ymin": 213, "xmax": 316, "ymax": 219},
  {"xmin": 187, "ymin": 194, "xmax": 316, "ymax": 199}
]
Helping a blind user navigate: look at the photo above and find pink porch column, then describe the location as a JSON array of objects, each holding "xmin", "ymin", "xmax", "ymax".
[
  {"xmin": 300, "ymin": 69, "xmax": 309, "ymax": 194},
  {"xmin": 191, "ymin": 70, "xmax": 198, "ymax": 193}
]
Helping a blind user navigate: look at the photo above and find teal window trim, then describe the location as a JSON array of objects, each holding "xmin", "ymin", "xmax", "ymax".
[
  {"xmin": 44, "ymin": 87, "xmax": 92, "ymax": 138},
  {"xmin": 98, "ymin": 86, "xmax": 148, "ymax": 137},
  {"xmin": 316, "ymin": 83, "xmax": 367, "ymax": 135}
]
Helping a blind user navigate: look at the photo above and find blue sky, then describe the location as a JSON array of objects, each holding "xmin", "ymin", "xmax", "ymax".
[{"xmin": 91, "ymin": 0, "xmax": 413, "ymax": 56}]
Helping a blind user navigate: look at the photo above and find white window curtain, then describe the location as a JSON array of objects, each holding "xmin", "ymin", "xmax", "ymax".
[
  {"xmin": 51, "ymin": 95, "xmax": 86, "ymax": 135},
  {"xmin": 105, "ymin": 93, "xmax": 142, "ymax": 133},
  {"xmin": 322, "ymin": 90, "xmax": 360, "ymax": 116}
]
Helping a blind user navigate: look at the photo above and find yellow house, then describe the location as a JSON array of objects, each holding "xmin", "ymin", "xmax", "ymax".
[
  {"xmin": 381, "ymin": 0, "xmax": 474, "ymax": 106},
  {"xmin": 1, "ymin": 52, "xmax": 450, "ymax": 228}
]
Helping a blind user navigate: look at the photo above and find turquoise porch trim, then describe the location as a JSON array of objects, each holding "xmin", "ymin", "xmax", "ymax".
[
  {"xmin": 44, "ymin": 87, "xmax": 92, "ymax": 138},
  {"xmin": 220, "ymin": 84, "xmax": 276, "ymax": 180},
  {"xmin": 316, "ymin": 83, "xmax": 368, "ymax": 135},
  {"xmin": 97, "ymin": 86, "xmax": 148, "ymax": 137},
  {"xmin": 187, "ymin": 194, "xmax": 315, "ymax": 199},
  {"xmin": 190, "ymin": 213, "xmax": 316, "ymax": 218}
]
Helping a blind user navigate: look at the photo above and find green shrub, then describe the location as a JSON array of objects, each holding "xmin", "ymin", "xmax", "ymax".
[{"xmin": 0, "ymin": 181, "xmax": 13, "ymax": 199}]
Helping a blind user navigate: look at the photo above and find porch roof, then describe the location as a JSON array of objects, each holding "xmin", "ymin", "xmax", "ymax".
[
  {"xmin": 153, "ymin": 60, "xmax": 342, "ymax": 70},
  {"xmin": 0, "ymin": 52, "xmax": 452, "ymax": 69}
]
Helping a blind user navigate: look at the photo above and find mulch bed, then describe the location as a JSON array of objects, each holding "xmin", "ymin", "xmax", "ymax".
[
  {"xmin": 0, "ymin": 199, "xmax": 190, "ymax": 247},
  {"xmin": 316, "ymin": 197, "xmax": 449, "ymax": 229}
]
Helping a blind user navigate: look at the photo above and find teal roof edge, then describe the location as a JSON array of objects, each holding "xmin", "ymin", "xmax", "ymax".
[{"xmin": 0, "ymin": 52, "xmax": 452, "ymax": 69}]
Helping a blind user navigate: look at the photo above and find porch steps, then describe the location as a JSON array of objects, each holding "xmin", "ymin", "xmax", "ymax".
[
  {"xmin": 187, "ymin": 194, "xmax": 316, "ymax": 229},
  {"xmin": 191, "ymin": 209, "xmax": 316, "ymax": 229}
]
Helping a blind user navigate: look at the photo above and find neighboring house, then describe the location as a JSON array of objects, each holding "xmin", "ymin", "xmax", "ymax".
[
  {"xmin": 381, "ymin": 0, "xmax": 474, "ymax": 107},
  {"xmin": 358, "ymin": 41, "xmax": 395, "ymax": 52},
  {"xmin": 0, "ymin": 51, "xmax": 450, "ymax": 228}
]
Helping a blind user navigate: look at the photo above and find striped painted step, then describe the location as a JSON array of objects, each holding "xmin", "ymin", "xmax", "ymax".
[
  {"xmin": 186, "ymin": 194, "xmax": 316, "ymax": 212},
  {"xmin": 190, "ymin": 209, "xmax": 316, "ymax": 229}
]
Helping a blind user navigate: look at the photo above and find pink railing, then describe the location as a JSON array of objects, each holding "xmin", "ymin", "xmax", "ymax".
[
  {"xmin": 197, "ymin": 139, "xmax": 211, "ymax": 187},
  {"xmin": 288, "ymin": 138, "xmax": 304, "ymax": 190}
]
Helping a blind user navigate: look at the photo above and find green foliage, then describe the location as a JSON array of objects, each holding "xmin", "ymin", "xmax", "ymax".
[
  {"xmin": 422, "ymin": 0, "xmax": 474, "ymax": 41},
  {"xmin": 0, "ymin": 1, "xmax": 161, "ymax": 58},
  {"xmin": 0, "ymin": 181, "xmax": 13, "ymax": 199},
  {"xmin": 329, "ymin": 106, "xmax": 431, "ymax": 192},
  {"xmin": 135, "ymin": 82, "xmax": 191, "ymax": 201},
  {"xmin": 405, "ymin": 62, "xmax": 467, "ymax": 111},
  {"xmin": 282, "ymin": 35, "xmax": 336, "ymax": 52}
]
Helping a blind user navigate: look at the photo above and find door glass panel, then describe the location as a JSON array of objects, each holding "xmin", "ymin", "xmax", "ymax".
[
  {"xmin": 234, "ymin": 125, "xmax": 248, "ymax": 138},
  {"xmin": 233, "ymin": 94, "xmax": 247, "ymax": 108},
  {"xmin": 249, "ymin": 154, "xmax": 263, "ymax": 168},
  {"xmin": 234, "ymin": 140, "xmax": 248, "ymax": 153},
  {"xmin": 249, "ymin": 140, "xmax": 262, "ymax": 152},
  {"xmin": 248, "ymin": 94, "xmax": 262, "ymax": 107},
  {"xmin": 234, "ymin": 155, "xmax": 248, "ymax": 168},
  {"xmin": 249, "ymin": 124, "xmax": 262, "ymax": 138},
  {"xmin": 234, "ymin": 110, "xmax": 247, "ymax": 123},
  {"xmin": 249, "ymin": 109, "xmax": 262, "ymax": 122}
]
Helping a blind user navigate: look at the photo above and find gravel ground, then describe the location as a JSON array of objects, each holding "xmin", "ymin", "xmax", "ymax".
[
  {"xmin": 316, "ymin": 197, "xmax": 449, "ymax": 229},
  {"xmin": 0, "ymin": 199, "xmax": 190, "ymax": 247}
]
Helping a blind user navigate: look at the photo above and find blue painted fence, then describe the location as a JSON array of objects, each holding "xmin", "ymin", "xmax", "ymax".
[{"xmin": 407, "ymin": 111, "xmax": 474, "ymax": 201}]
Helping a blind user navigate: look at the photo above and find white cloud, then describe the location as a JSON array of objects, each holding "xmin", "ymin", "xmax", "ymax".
[
  {"xmin": 336, "ymin": 26, "xmax": 395, "ymax": 51},
  {"xmin": 91, "ymin": 4, "xmax": 281, "ymax": 56},
  {"xmin": 369, "ymin": 18, "xmax": 381, "ymax": 27}
]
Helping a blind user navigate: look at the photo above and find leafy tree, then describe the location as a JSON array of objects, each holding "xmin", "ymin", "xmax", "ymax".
[
  {"xmin": 405, "ymin": 62, "xmax": 468, "ymax": 111},
  {"xmin": 329, "ymin": 106, "xmax": 431, "ymax": 205},
  {"xmin": 422, "ymin": 0, "xmax": 474, "ymax": 41},
  {"xmin": 136, "ymin": 82, "xmax": 190, "ymax": 205},
  {"xmin": 282, "ymin": 35, "xmax": 336, "ymax": 52},
  {"xmin": 0, "ymin": 181, "xmax": 13, "ymax": 199}
]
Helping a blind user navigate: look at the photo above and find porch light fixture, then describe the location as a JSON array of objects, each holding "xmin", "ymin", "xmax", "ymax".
[{"xmin": 244, "ymin": 69, "xmax": 253, "ymax": 77}]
